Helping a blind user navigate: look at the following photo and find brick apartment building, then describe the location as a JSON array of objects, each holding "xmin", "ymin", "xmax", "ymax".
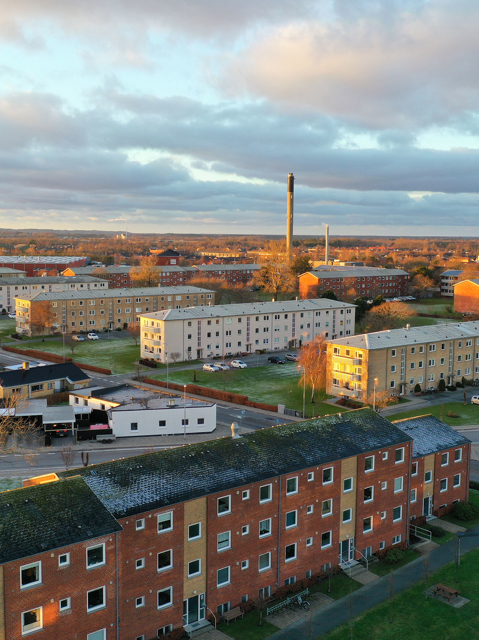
[
  {"xmin": 454, "ymin": 279, "xmax": 479, "ymax": 314},
  {"xmin": 2, "ymin": 409, "xmax": 469, "ymax": 639},
  {"xmin": 15, "ymin": 286, "xmax": 215, "ymax": 336},
  {"xmin": 192, "ymin": 264, "xmax": 261, "ymax": 286},
  {"xmin": 0, "ymin": 256, "xmax": 88, "ymax": 277},
  {"xmin": 299, "ymin": 267, "xmax": 409, "ymax": 300},
  {"xmin": 326, "ymin": 320, "xmax": 479, "ymax": 401}
]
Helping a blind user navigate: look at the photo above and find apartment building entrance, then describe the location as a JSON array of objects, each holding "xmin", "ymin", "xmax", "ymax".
[
  {"xmin": 339, "ymin": 538, "xmax": 354, "ymax": 563},
  {"xmin": 423, "ymin": 496, "xmax": 433, "ymax": 517},
  {"xmin": 183, "ymin": 593, "xmax": 205, "ymax": 626}
]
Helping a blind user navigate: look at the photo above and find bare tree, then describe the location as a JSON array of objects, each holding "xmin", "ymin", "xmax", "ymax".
[
  {"xmin": 170, "ymin": 352, "xmax": 181, "ymax": 364},
  {"xmin": 128, "ymin": 321, "xmax": 141, "ymax": 346},
  {"xmin": 252, "ymin": 241, "xmax": 297, "ymax": 300},
  {"xmin": 361, "ymin": 301, "xmax": 413, "ymax": 333},
  {"xmin": 363, "ymin": 389, "xmax": 398, "ymax": 413},
  {"xmin": 130, "ymin": 256, "xmax": 161, "ymax": 287},
  {"xmin": 411, "ymin": 274, "xmax": 435, "ymax": 299},
  {"xmin": 0, "ymin": 392, "xmax": 40, "ymax": 459},
  {"xmin": 298, "ymin": 335, "xmax": 328, "ymax": 403},
  {"xmin": 64, "ymin": 334, "xmax": 77, "ymax": 355},
  {"xmin": 30, "ymin": 300, "xmax": 55, "ymax": 341},
  {"xmin": 188, "ymin": 277, "xmax": 228, "ymax": 305},
  {"xmin": 60, "ymin": 443, "xmax": 76, "ymax": 471}
]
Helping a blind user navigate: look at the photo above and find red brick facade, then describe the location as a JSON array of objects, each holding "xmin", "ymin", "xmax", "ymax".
[
  {"xmin": 454, "ymin": 280, "xmax": 479, "ymax": 314},
  {"xmin": 300, "ymin": 270, "xmax": 409, "ymax": 300}
]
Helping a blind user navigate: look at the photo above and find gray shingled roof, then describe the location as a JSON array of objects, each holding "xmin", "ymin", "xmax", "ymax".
[
  {"xmin": 16, "ymin": 285, "xmax": 214, "ymax": 301},
  {"xmin": 59, "ymin": 408, "xmax": 411, "ymax": 519},
  {"xmin": 392, "ymin": 415, "xmax": 471, "ymax": 458},
  {"xmin": 0, "ymin": 256, "xmax": 87, "ymax": 264},
  {"xmin": 306, "ymin": 268, "xmax": 408, "ymax": 279},
  {"xmin": 0, "ymin": 477, "xmax": 122, "ymax": 564},
  {"xmin": 0, "ymin": 275, "xmax": 105, "ymax": 285},
  {"xmin": 0, "ymin": 363, "xmax": 89, "ymax": 389}
]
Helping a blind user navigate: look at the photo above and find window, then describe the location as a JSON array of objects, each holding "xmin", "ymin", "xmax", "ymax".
[
  {"xmin": 307, "ymin": 504, "xmax": 314, "ymax": 514},
  {"xmin": 323, "ymin": 467, "xmax": 333, "ymax": 484},
  {"xmin": 259, "ymin": 552, "xmax": 271, "ymax": 572},
  {"xmin": 157, "ymin": 549, "xmax": 173, "ymax": 571},
  {"xmin": 136, "ymin": 558, "xmax": 145, "ymax": 570},
  {"xmin": 392, "ymin": 534, "xmax": 401, "ymax": 545},
  {"xmin": 342, "ymin": 508, "xmax": 352, "ymax": 523},
  {"xmin": 241, "ymin": 559, "xmax": 249, "ymax": 570},
  {"xmin": 136, "ymin": 518, "xmax": 145, "ymax": 530},
  {"xmin": 454, "ymin": 474, "xmax": 461, "ymax": 488},
  {"xmin": 20, "ymin": 561, "xmax": 42, "ymax": 589},
  {"xmin": 441, "ymin": 452, "xmax": 449, "ymax": 466},
  {"xmin": 242, "ymin": 525, "xmax": 249, "ymax": 535},
  {"xmin": 158, "ymin": 511, "xmax": 173, "ymax": 533},
  {"xmin": 285, "ymin": 510, "xmax": 297, "ymax": 529},
  {"xmin": 158, "ymin": 587, "xmax": 173, "ymax": 609},
  {"xmin": 259, "ymin": 519, "xmax": 272, "ymax": 537},
  {"xmin": 307, "ymin": 472, "xmax": 314, "ymax": 482},
  {"xmin": 59, "ymin": 598, "xmax": 71, "ymax": 612},
  {"xmin": 395, "ymin": 448, "xmax": 405, "ymax": 464},
  {"xmin": 381, "ymin": 511, "xmax": 386, "ymax": 520},
  {"xmin": 382, "ymin": 451, "xmax": 388, "ymax": 461},
  {"xmin": 411, "ymin": 489, "xmax": 417, "ymax": 503},
  {"xmin": 242, "ymin": 490, "xmax": 250, "ymax": 500},
  {"xmin": 159, "ymin": 420, "xmax": 166, "ymax": 427},
  {"xmin": 260, "ymin": 484, "xmax": 272, "ymax": 503},
  {"xmin": 364, "ymin": 487, "xmax": 374, "ymax": 502},
  {"xmin": 425, "ymin": 470, "xmax": 432, "ymax": 483},
  {"xmin": 379, "ymin": 541, "xmax": 385, "ymax": 550},
  {"xmin": 218, "ymin": 496, "xmax": 231, "ymax": 515},
  {"xmin": 391, "ymin": 349, "xmax": 397, "ymax": 357},
  {"xmin": 455, "ymin": 449, "xmax": 463, "ymax": 462},
  {"xmin": 363, "ymin": 517, "xmax": 372, "ymax": 533},
  {"xmin": 188, "ymin": 559, "xmax": 201, "ymax": 577},
  {"xmin": 218, "ymin": 531, "xmax": 231, "ymax": 550},
  {"xmin": 393, "ymin": 506, "xmax": 402, "ymax": 522},
  {"xmin": 322, "ymin": 499, "xmax": 333, "ymax": 517},
  {"xmin": 306, "ymin": 537, "xmax": 313, "ymax": 547},
  {"xmin": 136, "ymin": 596, "xmax": 145, "ymax": 608},
  {"xmin": 394, "ymin": 477, "xmax": 404, "ymax": 493},
  {"xmin": 21, "ymin": 608, "xmax": 43, "ymax": 634},
  {"xmin": 321, "ymin": 531, "xmax": 332, "ymax": 549},
  {"xmin": 343, "ymin": 477, "xmax": 353, "ymax": 493},
  {"xmin": 440, "ymin": 478, "xmax": 448, "ymax": 492},
  {"xmin": 391, "ymin": 365, "xmax": 396, "ymax": 373},
  {"xmin": 411, "ymin": 461, "xmax": 418, "ymax": 476},
  {"xmin": 86, "ymin": 544, "xmax": 105, "ymax": 569},
  {"xmin": 286, "ymin": 477, "xmax": 298, "ymax": 495},
  {"xmin": 58, "ymin": 553, "xmax": 70, "ymax": 567},
  {"xmin": 188, "ymin": 522, "xmax": 201, "ymax": 540},
  {"xmin": 87, "ymin": 586, "xmax": 106, "ymax": 612},
  {"xmin": 365, "ymin": 456, "xmax": 374, "ymax": 472},
  {"xmin": 285, "ymin": 543, "xmax": 297, "ymax": 562}
]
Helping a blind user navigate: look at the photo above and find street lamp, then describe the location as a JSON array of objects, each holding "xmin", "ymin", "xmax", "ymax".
[
  {"xmin": 373, "ymin": 377, "xmax": 379, "ymax": 412},
  {"xmin": 183, "ymin": 384, "xmax": 187, "ymax": 441}
]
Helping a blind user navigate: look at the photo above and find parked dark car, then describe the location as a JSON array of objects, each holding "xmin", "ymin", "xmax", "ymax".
[{"xmin": 268, "ymin": 356, "xmax": 285, "ymax": 364}]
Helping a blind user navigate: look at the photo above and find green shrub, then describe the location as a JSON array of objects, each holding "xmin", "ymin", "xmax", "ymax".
[
  {"xmin": 456, "ymin": 382, "xmax": 464, "ymax": 388},
  {"xmin": 424, "ymin": 524, "xmax": 446, "ymax": 538},
  {"xmin": 385, "ymin": 548, "xmax": 404, "ymax": 564},
  {"xmin": 454, "ymin": 501, "xmax": 479, "ymax": 521},
  {"xmin": 469, "ymin": 480, "xmax": 479, "ymax": 491},
  {"xmin": 447, "ymin": 385, "xmax": 457, "ymax": 391},
  {"xmin": 438, "ymin": 379, "xmax": 446, "ymax": 392},
  {"xmin": 414, "ymin": 383, "xmax": 422, "ymax": 393}
]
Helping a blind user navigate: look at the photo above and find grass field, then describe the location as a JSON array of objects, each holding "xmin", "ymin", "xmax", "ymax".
[
  {"xmin": 369, "ymin": 549, "xmax": 419, "ymax": 577},
  {"xmin": 154, "ymin": 364, "xmax": 343, "ymax": 417},
  {"xmin": 9, "ymin": 337, "xmax": 141, "ymax": 374},
  {"xmin": 406, "ymin": 298, "xmax": 461, "ymax": 318},
  {"xmin": 389, "ymin": 402, "xmax": 479, "ymax": 426},
  {"xmin": 0, "ymin": 317, "xmax": 16, "ymax": 341},
  {"xmin": 441, "ymin": 489, "xmax": 479, "ymax": 530},
  {"xmin": 321, "ymin": 548, "xmax": 479, "ymax": 640}
]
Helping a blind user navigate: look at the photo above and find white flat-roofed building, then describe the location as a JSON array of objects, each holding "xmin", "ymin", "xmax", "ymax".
[{"xmin": 140, "ymin": 299, "xmax": 356, "ymax": 363}]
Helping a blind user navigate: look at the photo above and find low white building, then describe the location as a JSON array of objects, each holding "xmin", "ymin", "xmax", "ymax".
[
  {"xmin": 140, "ymin": 298, "xmax": 356, "ymax": 363},
  {"xmin": 69, "ymin": 385, "xmax": 216, "ymax": 438}
]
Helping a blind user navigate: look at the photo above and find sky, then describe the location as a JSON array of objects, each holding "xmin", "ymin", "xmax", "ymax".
[{"xmin": 1, "ymin": 0, "xmax": 479, "ymax": 237}]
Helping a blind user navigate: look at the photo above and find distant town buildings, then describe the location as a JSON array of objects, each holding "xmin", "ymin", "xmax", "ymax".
[
  {"xmin": 299, "ymin": 267, "xmax": 409, "ymax": 300},
  {"xmin": 140, "ymin": 299, "xmax": 355, "ymax": 363},
  {"xmin": 0, "ymin": 256, "xmax": 88, "ymax": 277}
]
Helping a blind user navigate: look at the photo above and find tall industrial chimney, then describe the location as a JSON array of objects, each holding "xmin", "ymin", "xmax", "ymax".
[
  {"xmin": 286, "ymin": 173, "xmax": 294, "ymax": 259},
  {"xmin": 325, "ymin": 224, "xmax": 330, "ymax": 265}
]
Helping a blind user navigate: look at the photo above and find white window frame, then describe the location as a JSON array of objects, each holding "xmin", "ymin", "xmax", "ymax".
[
  {"xmin": 242, "ymin": 524, "xmax": 249, "ymax": 535},
  {"xmin": 365, "ymin": 456, "xmax": 375, "ymax": 472},
  {"xmin": 322, "ymin": 499, "xmax": 333, "ymax": 517},
  {"xmin": 393, "ymin": 506, "xmax": 403, "ymax": 523},
  {"xmin": 364, "ymin": 486, "xmax": 374, "ymax": 503},
  {"xmin": 20, "ymin": 561, "xmax": 42, "ymax": 589},
  {"xmin": 157, "ymin": 586, "xmax": 173, "ymax": 610},
  {"xmin": 21, "ymin": 607, "xmax": 43, "ymax": 635},
  {"xmin": 321, "ymin": 531, "xmax": 332, "ymax": 549},
  {"xmin": 188, "ymin": 559, "xmax": 202, "ymax": 578},
  {"xmin": 322, "ymin": 467, "xmax": 334, "ymax": 485},
  {"xmin": 241, "ymin": 559, "xmax": 249, "ymax": 570},
  {"xmin": 59, "ymin": 597, "xmax": 71, "ymax": 612},
  {"xmin": 425, "ymin": 470, "xmax": 432, "ymax": 483},
  {"xmin": 411, "ymin": 489, "xmax": 417, "ymax": 503},
  {"xmin": 259, "ymin": 552, "xmax": 272, "ymax": 572},
  {"xmin": 455, "ymin": 448, "xmax": 463, "ymax": 462},
  {"xmin": 395, "ymin": 447, "xmax": 405, "ymax": 464},
  {"xmin": 158, "ymin": 511, "xmax": 173, "ymax": 533},
  {"xmin": 285, "ymin": 543, "xmax": 297, "ymax": 563},
  {"xmin": 86, "ymin": 544, "xmax": 105, "ymax": 570},
  {"xmin": 259, "ymin": 518, "xmax": 272, "ymax": 538},
  {"xmin": 363, "ymin": 517, "xmax": 373, "ymax": 533},
  {"xmin": 307, "ymin": 472, "xmax": 314, "ymax": 482},
  {"xmin": 188, "ymin": 522, "xmax": 202, "ymax": 541},
  {"xmin": 217, "ymin": 566, "xmax": 231, "ymax": 587},
  {"xmin": 217, "ymin": 531, "xmax": 232, "ymax": 551},
  {"xmin": 136, "ymin": 596, "xmax": 145, "ymax": 609},
  {"xmin": 157, "ymin": 549, "xmax": 173, "ymax": 572},
  {"xmin": 136, "ymin": 518, "xmax": 145, "ymax": 531},
  {"xmin": 136, "ymin": 558, "xmax": 145, "ymax": 570},
  {"xmin": 87, "ymin": 586, "xmax": 106, "ymax": 613},
  {"xmin": 454, "ymin": 474, "xmax": 461, "ymax": 488},
  {"xmin": 58, "ymin": 553, "xmax": 70, "ymax": 568},
  {"xmin": 218, "ymin": 495, "xmax": 231, "ymax": 516},
  {"xmin": 441, "ymin": 452, "xmax": 449, "ymax": 466},
  {"xmin": 286, "ymin": 476, "xmax": 298, "ymax": 495},
  {"xmin": 392, "ymin": 535, "xmax": 402, "ymax": 545},
  {"xmin": 394, "ymin": 477, "xmax": 404, "ymax": 493},
  {"xmin": 259, "ymin": 484, "xmax": 272, "ymax": 504},
  {"xmin": 343, "ymin": 477, "xmax": 353, "ymax": 493},
  {"xmin": 242, "ymin": 490, "xmax": 250, "ymax": 500},
  {"xmin": 440, "ymin": 478, "xmax": 448, "ymax": 492},
  {"xmin": 342, "ymin": 508, "xmax": 352, "ymax": 524}
]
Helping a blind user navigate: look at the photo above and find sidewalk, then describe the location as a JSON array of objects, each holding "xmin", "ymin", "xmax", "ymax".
[{"xmin": 268, "ymin": 525, "xmax": 479, "ymax": 640}]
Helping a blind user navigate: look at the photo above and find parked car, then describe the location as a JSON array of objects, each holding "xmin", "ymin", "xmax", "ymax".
[
  {"xmin": 87, "ymin": 332, "xmax": 99, "ymax": 340},
  {"xmin": 203, "ymin": 363, "xmax": 220, "ymax": 372},
  {"xmin": 471, "ymin": 396, "xmax": 479, "ymax": 405},
  {"xmin": 215, "ymin": 363, "xmax": 230, "ymax": 371},
  {"xmin": 230, "ymin": 359, "xmax": 247, "ymax": 368},
  {"xmin": 72, "ymin": 334, "xmax": 85, "ymax": 342},
  {"xmin": 268, "ymin": 356, "xmax": 285, "ymax": 364},
  {"xmin": 51, "ymin": 428, "xmax": 69, "ymax": 437},
  {"xmin": 8, "ymin": 313, "xmax": 16, "ymax": 319},
  {"xmin": 285, "ymin": 353, "xmax": 299, "ymax": 361}
]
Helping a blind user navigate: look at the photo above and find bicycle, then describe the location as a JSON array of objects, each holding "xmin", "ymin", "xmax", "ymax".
[{"xmin": 292, "ymin": 595, "xmax": 310, "ymax": 610}]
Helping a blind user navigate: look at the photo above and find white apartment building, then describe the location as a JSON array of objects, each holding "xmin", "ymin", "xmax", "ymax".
[
  {"xmin": 140, "ymin": 299, "xmax": 355, "ymax": 363},
  {"xmin": 0, "ymin": 276, "xmax": 108, "ymax": 312}
]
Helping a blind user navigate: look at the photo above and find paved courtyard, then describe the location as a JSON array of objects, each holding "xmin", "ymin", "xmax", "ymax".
[{"xmin": 266, "ymin": 592, "xmax": 334, "ymax": 629}]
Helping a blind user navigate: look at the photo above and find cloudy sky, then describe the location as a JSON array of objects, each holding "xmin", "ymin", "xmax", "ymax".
[{"xmin": 1, "ymin": 0, "xmax": 479, "ymax": 236}]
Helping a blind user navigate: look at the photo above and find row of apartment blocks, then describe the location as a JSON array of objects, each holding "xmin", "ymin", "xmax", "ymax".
[
  {"xmin": 0, "ymin": 275, "xmax": 108, "ymax": 312},
  {"xmin": 14, "ymin": 287, "xmax": 215, "ymax": 336},
  {"xmin": 327, "ymin": 320, "xmax": 479, "ymax": 401},
  {"xmin": 140, "ymin": 299, "xmax": 355, "ymax": 362},
  {"xmin": 299, "ymin": 267, "xmax": 409, "ymax": 300},
  {"xmin": 0, "ymin": 255, "xmax": 88, "ymax": 277},
  {"xmin": 3, "ymin": 409, "xmax": 470, "ymax": 639},
  {"xmin": 64, "ymin": 264, "xmax": 262, "ymax": 288}
]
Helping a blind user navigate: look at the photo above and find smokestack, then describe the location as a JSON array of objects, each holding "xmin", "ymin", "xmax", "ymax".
[
  {"xmin": 286, "ymin": 173, "xmax": 294, "ymax": 260},
  {"xmin": 325, "ymin": 224, "xmax": 329, "ymax": 265}
]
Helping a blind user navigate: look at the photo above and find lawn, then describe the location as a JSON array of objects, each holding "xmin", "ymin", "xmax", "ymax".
[
  {"xmin": 0, "ymin": 477, "xmax": 23, "ymax": 492},
  {"xmin": 389, "ymin": 402, "xmax": 479, "ymax": 426},
  {"xmin": 10, "ymin": 337, "xmax": 141, "ymax": 374},
  {"xmin": 153, "ymin": 364, "xmax": 344, "ymax": 417},
  {"xmin": 313, "ymin": 573, "xmax": 361, "ymax": 600},
  {"xmin": 218, "ymin": 609, "xmax": 278, "ymax": 640},
  {"xmin": 321, "ymin": 548, "xmax": 479, "ymax": 640},
  {"xmin": 369, "ymin": 549, "xmax": 420, "ymax": 577},
  {"xmin": 0, "ymin": 317, "xmax": 17, "ymax": 342},
  {"xmin": 406, "ymin": 298, "xmax": 461, "ymax": 318},
  {"xmin": 441, "ymin": 489, "xmax": 479, "ymax": 530}
]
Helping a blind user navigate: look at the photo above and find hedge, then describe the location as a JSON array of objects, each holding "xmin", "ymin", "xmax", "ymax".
[{"xmin": 142, "ymin": 377, "xmax": 277, "ymax": 412}]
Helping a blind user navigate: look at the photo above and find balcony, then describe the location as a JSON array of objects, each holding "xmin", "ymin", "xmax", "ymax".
[{"xmin": 333, "ymin": 356, "xmax": 362, "ymax": 366}]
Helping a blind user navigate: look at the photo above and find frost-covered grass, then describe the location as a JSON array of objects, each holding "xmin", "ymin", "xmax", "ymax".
[
  {"xmin": 155, "ymin": 364, "xmax": 344, "ymax": 417},
  {"xmin": 390, "ymin": 402, "xmax": 479, "ymax": 426},
  {"xmin": 11, "ymin": 337, "xmax": 141, "ymax": 374}
]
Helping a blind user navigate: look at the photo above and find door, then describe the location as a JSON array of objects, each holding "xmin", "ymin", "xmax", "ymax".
[
  {"xmin": 183, "ymin": 594, "xmax": 205, "ymax": 626},
  {"xmin": 340, "ymin": 538, "xmax": 354, "ymax": 562},
  {"xmin": 400, "ymin": 384, "xmax": 405, "ymax": 395},
  {"xmin": 423, "ymin": 496, "xmax": 433, "ymax": 516}
]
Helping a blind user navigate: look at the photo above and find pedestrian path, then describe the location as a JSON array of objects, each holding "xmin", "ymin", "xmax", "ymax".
[{"xmin": 267, "ymin": 523, "xmax": 479, "ymax": 640}]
